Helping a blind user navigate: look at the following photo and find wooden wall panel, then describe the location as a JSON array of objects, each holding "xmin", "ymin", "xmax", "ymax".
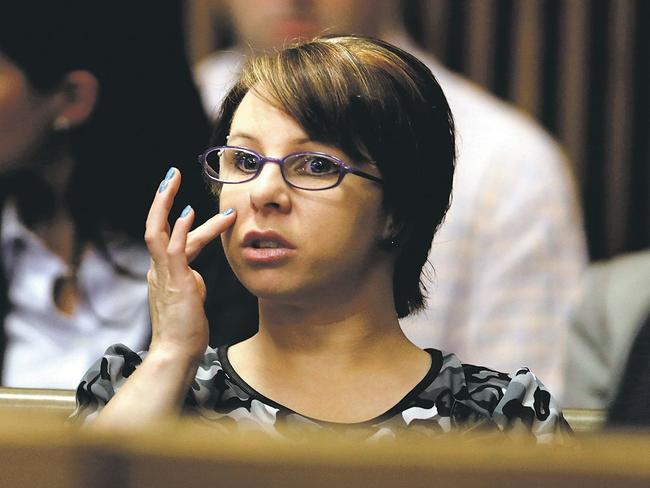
[
  {"xmin": 557, "ymin": 0, "xmax": 588, "ymax": 184},
  {"xmin": 465, "ymin": 0, "xmax": 497, "ymax": 88},
  {"xmin": 603, "ymin": 0, "xmax": 635, "ymax": 255},
  {"xmin": 418, "ymin": 0, "xmax": 648, "ymax": 259},
  {"xmin": 511, "ymin": 0, "xmax": 543, "ymax": 117}
]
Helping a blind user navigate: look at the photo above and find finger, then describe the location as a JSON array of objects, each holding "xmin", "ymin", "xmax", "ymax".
[
  {"xmin": 145, "ymin": 166, "xmax": 180, "ymax": 235},
  {"xmin": 186, "ymin": 208, "xmax": 237, "ymax": 262},
  {"xmin": 192, "ymin": 269, "xmax": 207, "ymax": 302},
  {"xmin": 167, "ymin": 204, "xmax": 195, "ymax": 280},
  {"xmin": 145, "ymin": 167, "xmax": 181, "ymax": 261}
]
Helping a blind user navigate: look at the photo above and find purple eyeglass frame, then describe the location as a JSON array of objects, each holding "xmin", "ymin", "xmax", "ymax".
[{"xmin": 198, "ymin": 145, "xmax": 383, "ymax": 191}]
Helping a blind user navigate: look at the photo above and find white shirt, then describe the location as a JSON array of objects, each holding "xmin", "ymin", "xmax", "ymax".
[
  {"xmin": 194, "ymin": 40, "xmax": 587, "ymax": 397},
  {"xmin": 1, "ymin": 202, "xmax": 150, "ymax": 388}
]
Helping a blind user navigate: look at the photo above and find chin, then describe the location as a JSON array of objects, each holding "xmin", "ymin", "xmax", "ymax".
[
  {"xmin": 229, "ymin": 264, "xmax": 297, "ymax": 299},
  {"xmin": 242, "ymin": 281, "xmax": 304, "ymax": 304}
]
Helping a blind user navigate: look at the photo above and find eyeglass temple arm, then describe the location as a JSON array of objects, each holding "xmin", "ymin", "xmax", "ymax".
[{"xmin": 346, "ymin": 166, "xmax": 383, "ymax": 183}]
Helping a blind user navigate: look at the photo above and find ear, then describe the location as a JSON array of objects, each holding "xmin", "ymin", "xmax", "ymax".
[
  {"xmin": 52, "ymin": 70, "xmax": 99, "ymax": 128},
  {"xmin": 379, "ymin": 213, "xmax": 405, "ymax": 249}
]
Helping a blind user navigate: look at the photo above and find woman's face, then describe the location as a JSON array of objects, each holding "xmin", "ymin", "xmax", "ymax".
[
  {"xmin": 219, "ymin": 89, "xmax": 391, "ymax": 305},
  {"xmin": 0, "ymin": 52, "xmax": 58, "ymax": 173}
]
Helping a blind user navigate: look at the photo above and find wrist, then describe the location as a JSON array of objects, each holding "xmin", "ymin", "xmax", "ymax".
[{"xmin": 148, "ymin": 341, "xmax": 205, "ymax": 370}]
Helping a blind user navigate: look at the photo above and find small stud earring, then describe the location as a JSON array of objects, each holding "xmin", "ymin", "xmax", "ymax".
[{"xmin": 53, "ymin": 116, "xmax": 71, "ymax": 131}]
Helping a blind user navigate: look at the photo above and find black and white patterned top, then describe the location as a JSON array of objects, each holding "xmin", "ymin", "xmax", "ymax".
[{"xmin": 71, "ymin": 344, "xmax": 571, "ymax": 443}]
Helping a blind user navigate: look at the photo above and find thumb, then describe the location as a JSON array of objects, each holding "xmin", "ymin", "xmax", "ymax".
[{"xmin": 192, "ymin": 269, "xmax": 208, "ymax": 302}]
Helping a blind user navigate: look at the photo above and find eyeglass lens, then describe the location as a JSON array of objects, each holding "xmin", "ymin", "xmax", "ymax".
[{"xmin": 205, "ymin": 148, "xmax": 342, "ymax": 190}]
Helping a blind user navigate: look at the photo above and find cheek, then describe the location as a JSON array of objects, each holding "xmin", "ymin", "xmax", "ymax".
[
  {"xmin": 217, "ymin": 187, "xmax": 245, "ymax": 251},
  {"xmin": 306, "ymin": 193, "xmax": 385, "ymax": 251},
  {"xmin": 217, "ymin": 186, "xmax": 244, "ymax": 213}
]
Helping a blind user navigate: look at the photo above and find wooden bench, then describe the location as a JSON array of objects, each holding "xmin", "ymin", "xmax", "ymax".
[
  {"xmin": 0, "ymin": 387, "xmax": 609, "ymax": 433},
  {"xmin": 0, "ymin": 411, "xmax": 648, "ymax": 488}
]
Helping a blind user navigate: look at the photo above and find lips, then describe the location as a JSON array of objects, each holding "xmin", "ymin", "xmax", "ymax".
[
  {"xmin": 242, "ymin": 231, "xmax": 295, "ymax": 249},
  {"xmin": 241, "ymin": 230, "xmax": 296, "ymax": 264}
]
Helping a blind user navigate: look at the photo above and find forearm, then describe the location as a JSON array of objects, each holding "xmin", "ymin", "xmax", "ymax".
[{"xmin": 90, "ymin": 347, "xmax": 201, "ymax": 431}]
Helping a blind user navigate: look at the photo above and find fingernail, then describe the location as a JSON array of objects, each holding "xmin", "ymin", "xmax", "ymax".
[
  {"xmin": 164, "ymin": 167, "xmax": 175, "ymax": 181},
  {"xmin": 158, "ymin": 180, "xmax": 169, "ymax": 193},
  {"xmin": 180, "ymin": 205, "xmax": 192, "ymax": 218},
  {"xmin": 221, "ymin": 208, "xmax": 234, "ymax": 216}
]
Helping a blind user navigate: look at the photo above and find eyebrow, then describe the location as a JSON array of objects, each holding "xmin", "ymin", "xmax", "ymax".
[{"xmin": 228, "ymin": 132, "xmax": 312, "ymax": 146}]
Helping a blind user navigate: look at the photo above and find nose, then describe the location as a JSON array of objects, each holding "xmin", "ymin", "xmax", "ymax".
[{"xmin": 248, "ymin": 161, "xmax": 291, "ymax": 213}]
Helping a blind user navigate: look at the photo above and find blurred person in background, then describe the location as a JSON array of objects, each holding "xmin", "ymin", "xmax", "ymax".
[
  {"xmin": 195, "ymin": 0, "xmax": 587, "ymax": 396},
  {"xmin": 564, "ymin": 250, "xmax": 650, "ymax": 414},
  {"xmin": 0, "ymin": 1, "xmax": 250, "ymax": 388}
]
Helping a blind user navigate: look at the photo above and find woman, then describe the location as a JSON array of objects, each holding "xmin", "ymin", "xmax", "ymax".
[
  {"xmin": 72, "ymin": 35, "xmax": 569, "ymax": 442},
  {"xmin": 0, "ymin": 1, "xmax": 253, "ymax": 387}
]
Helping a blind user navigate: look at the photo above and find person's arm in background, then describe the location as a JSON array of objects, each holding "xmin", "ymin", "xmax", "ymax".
[
  {"xmin": 563, "ymin": 264, "xmax": 612, "ymax": 408},
  {"xmin": 459, "ymin": 128, "xmax": 587, "ymax": 399},
  {"xmin": 564, "ymin": 251, "xmax": 650, "ymax": 409}
]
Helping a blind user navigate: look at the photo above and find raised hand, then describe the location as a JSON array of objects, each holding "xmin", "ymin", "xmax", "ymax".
[
  {"xmin": 144, "ymin": 167, "xmax": 236, "ymax": 362},
  {"xmin": 84, "ymin": 168, "xmax": 237, "ymax": 428}
]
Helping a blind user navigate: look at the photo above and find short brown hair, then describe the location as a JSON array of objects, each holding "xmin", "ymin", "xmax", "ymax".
[{"xmin": 212, "ymin": 35, "xmax": 455, "ymax": 318}]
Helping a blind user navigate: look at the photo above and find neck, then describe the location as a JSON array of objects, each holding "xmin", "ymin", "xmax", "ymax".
[
  {"xmin": 23, "ymin": 150, "xmax": 79, "ymax": 265},
  {"xmin": 40, "ymin": 146, "xmax": 76, "ymax": 214},
  {"xmin": 258, "ymin": 300, "xmax": 400, "ymax": 354},
  {"xmin": 226, "ymin": 275, "xmax": 431, "ymax": 423},
  {"xmin": 236, "ymin": 273, "xmax": 416, "ymax": 372}
]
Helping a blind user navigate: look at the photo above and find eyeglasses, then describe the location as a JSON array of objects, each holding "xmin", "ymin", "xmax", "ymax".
[{"xmin": 198, "ymin": 145, "xmax": 383, "ymax": 191}]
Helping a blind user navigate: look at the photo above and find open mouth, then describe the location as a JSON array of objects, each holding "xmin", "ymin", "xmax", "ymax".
[
  {"xmin": 241, "ymin": 231, "xmax": 297, "ymax": 264},
  {"xmin": 242, "ymin": 231, "xmax": 295, "ymax": 250},
  {"xmin": 250, "ymin": 239, "xmax": 283, "ymax": 249}
]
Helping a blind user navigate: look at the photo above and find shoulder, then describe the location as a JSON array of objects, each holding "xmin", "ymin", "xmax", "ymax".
[
  {"xmin": 413, "ymin": 50, "xmax": 568, "ymax": 192},
  {"xmin": 431, "ymin": 58, "xmax": 561, "ymax": 158},
  {"xmin": 581, "ymin": 250, "xmax": 650, "ymax": 337},
  {"xmin": 195, "ymin": 49, "xmax": 246, "ymax": 84},
  {"xmin": 570, "ymin": 250, "xmax": 650, "ymax": 377},
  {"xmin": 70, "ymin": 344, "xmax": 242, "ymax": 425},
  {"xmin": 194, "ymin": 49, "xmax": 247, "ymax": 117},
  {"xmin": 432, "ymin": 351, "xmax": 512, "ymax": 416},
  {"xmin": 588, "ymin": 250, "xmax": 650, "ymax": 294},
  {"xmin": 70, "ymin": 344, "xmax": 146, "ymax": 424},
  {"xmin": 190, "ymin": 345, "xmax": 255, "ymax": 409},
  {"xmin": 491, "ymin": 367, "xmax": 571, "ymax": 443},
  {"xmin": 428, "ymin": 351, "xmax": 571, "ymax": 442},
  {"xmin": 374, "ymin": 38, "xmax": 555, "ymax": 156}
]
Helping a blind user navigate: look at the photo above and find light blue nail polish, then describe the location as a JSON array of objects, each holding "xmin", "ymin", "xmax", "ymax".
[
  {"xmin": 158, "ymin": 180, "xmax": 168, "ymax": 193},
  {"xmin": 164, "ymin": 167, "xmax": 175, "ymax": 181},
  {"xmin": 221, "ymin": 208, "xmax": 234, "ymax": 216},
  {"xmin": 180, "ymin": 205, "xmax": 192, "ymax": 218}
]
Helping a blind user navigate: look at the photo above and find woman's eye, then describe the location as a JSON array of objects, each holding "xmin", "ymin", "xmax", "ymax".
[
  {"xmin": 302, "ymin": 156, "xmax": 337, "ymax": 175},
  {"xmin": 234, "ymin": 152, "xmax": 260, "ymax": 172}
]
